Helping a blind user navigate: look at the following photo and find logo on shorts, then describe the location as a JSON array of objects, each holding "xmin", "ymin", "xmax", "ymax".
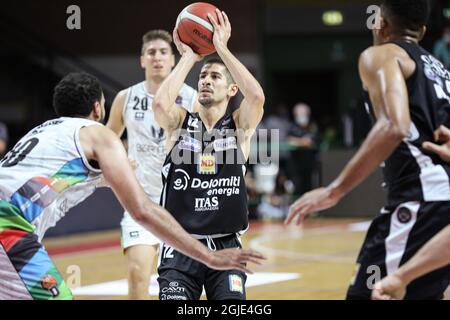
[
  {"xmin": 41, "ymin": 275, "xmax": 60, "ymax": 298},
  {"xmin": 397, "ymin": 207, "xmax": 412, "ymax": 223},
  {"xmin": 161, "ymin": 281, "xmax": 186, "ymax": 296},
  {"xmin": 229, "ymin": 274, "xmax": 243, "ymax": 294}
]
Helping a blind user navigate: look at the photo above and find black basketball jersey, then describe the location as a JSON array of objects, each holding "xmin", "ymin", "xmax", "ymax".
[
  {"xmin": 363, "ymin": 41, "xmax": 450, "ymax": 206},
  {"xmin": 160, "ymin": 112, "xmax": 249, "ymax": 236}
]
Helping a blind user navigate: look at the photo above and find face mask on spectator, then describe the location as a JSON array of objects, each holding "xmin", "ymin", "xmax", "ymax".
[
  {"xmin": 444, "ymin": 34, "xmax": 450, "ymax": 44},
  {"xmin": 296, "ymin": 116, "xmax": 309, "ymax": 126}
]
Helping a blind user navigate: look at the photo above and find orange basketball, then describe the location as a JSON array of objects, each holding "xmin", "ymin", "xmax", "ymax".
[{"xmin": 175, "ymin": 2, "xmax": 219, "ymax": 55}]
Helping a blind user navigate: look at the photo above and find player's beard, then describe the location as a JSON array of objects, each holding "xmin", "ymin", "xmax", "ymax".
[{"xmin": 199, "ymin": 96, "xmax": 214, "ymax": 108}]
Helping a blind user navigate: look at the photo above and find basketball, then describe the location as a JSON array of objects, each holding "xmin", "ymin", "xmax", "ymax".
[{"xmin": 175, "ymin": 2, "xmax": 219, "ymax": 55}]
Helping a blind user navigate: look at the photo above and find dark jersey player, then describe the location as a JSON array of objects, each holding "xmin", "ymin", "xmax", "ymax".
[
  {"xmin": 285, "ymin": 0, "xmax": 450, "ymax": 299},
  {"xmin": 153, "ymin": 10, "xmax": 265, "ymax": 300}
]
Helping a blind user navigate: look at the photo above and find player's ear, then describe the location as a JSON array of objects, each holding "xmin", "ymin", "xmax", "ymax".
[
  {"xmin": 379, "ymin": 16, "xmax": 391, "ymax": 39},
  {"xmin": 418, "ymin": 25, "xmax": 427, "ymax": 41},
  {"xmin": 93, "ymin": 101, "xmax": 102, "ymax": 121},
  {"xmin": 373, "ymin": 16, "xmax": 385, "ymax": 40},
  {"xmin": 228, "ymin": 83, "xmax": 238, "ymax": 97},
  {"xmin": 140, "ymin": 55, "xmax": 145, "ymax": 69}
]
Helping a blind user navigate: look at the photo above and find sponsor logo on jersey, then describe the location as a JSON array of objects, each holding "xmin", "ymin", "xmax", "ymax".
[
  {"xmin": 171, "ymin": 169, "xmax": 241, "ymax": 212},
  {"xmin": 229, "ymin": 274, "xmax": 243, "ymax": 294},
  {"xmin": 179, "ymin": 135, "xmax": 202, "ymax": 152},
  {"xmin": 41, "ymin": 275, "xmax": 60, "ymax": 298},
  {"xmin": 135, "ymin": 112, "xmax": 145, "ymax": 120},
  {"xmin": 130, "ymin": 231, "xmax": 139, "ymax": 238},
  {"xmin": 194, "ymin": 196, "xmax": 219, "ymax": 212},
  {"xmin": 197, "ymin": 154, "xmax": 217, "ymax": 175},
  {"xmin": 176, "ymin": 96, "xmax": 183, "ymax": 105},
  {"xmin": 397, "ymin": 207, "xmax": 412, "ymax": 224},
  {"xmin": 173, "ymin": 169, "xmax": 190, "ymax": 191},
  {"xmin": 213, "ymin": 137, "xmax": 237, "ymax": 152}
]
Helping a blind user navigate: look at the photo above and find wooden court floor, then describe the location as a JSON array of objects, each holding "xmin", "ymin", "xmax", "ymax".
[{"xmin": 42, "ymin": 218, "xmax": 371, "ymax": 300}]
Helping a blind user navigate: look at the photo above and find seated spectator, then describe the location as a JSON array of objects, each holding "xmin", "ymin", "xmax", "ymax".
[{"xmin": 257, "ymin": 169, "xmax": 295, "ymax": 221}]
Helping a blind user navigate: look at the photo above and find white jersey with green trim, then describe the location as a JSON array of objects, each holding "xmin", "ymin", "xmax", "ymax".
[
  {"xmin": 0, "ymin": 117, "xmax": 103, "ymax": 240},
  {"xmin": 123, "ymin": 81, "xmax": 197, "ymax": 202}
]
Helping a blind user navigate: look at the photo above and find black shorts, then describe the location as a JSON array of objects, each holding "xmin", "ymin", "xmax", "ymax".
[
  {"xmin": 157, "ymin": 234, "xmax": 247, "ymax": 300},
  {"xmin": 346, "ymin": 201, "xmax": 450, "ymax": 300}
]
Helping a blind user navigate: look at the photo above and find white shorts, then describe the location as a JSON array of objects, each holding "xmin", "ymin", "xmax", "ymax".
[{"xmin": 121, "ymin": 211, "xmax": 160, "ymax": 249}]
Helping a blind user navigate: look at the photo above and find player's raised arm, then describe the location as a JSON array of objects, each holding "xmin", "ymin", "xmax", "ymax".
[
  {"xmin": 152, "ymin": 30, "xmax": 201, "ymax": 132},
  {"xmin": 80, "ymin": 125, "xmax": 265, "ymax": 272},
  {"xmin": 106, "ymin": 89, "xmax": 127, "ymax": 136},
  {"xmin": 208, "ymin": 10, "xmax": 265, "ymax": 131},
  {"xmin": 285, "ymin": 45, "xmax": 412, "ymax": 225}
]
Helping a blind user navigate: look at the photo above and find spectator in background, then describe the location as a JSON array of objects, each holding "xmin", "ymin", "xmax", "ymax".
[
  {"xmin": 287, "ymin": 102, "xmax": 320, "ymax": 197},
  {"xmin": 257, "ymin": 169, "xmax": 295, "ymax": 221},
  {"xmin": 433, "ymin": 26, "xmax": 450, "ymax": 70},
  {"xmin": 0, "ymin": 122, "xmax": 9, "ymax": 157},
  {"xmin": 260, "ymin": 103, "xmax": 292, "ymax": 170}
]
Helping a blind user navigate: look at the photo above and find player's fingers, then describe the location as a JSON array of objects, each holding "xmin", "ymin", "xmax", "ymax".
[
  {"xmin": 246, "ymin": 250, "xmax": 267, "ymax": 260},
  {"xmin": 222, "ymin": 11, "xmax": 230, "ymax": 28},
  {"xmin": 235, "ymin": 264, "xmax": 253, "ymax": 274},
  {"xmin": 240, "ymin": 256, "xmax": 265, "ymax": 264},
  {"xmin": 422, "ymin": 141, "xmax": 447, "ymax": 157},
  {"xmin": 284, "ymin": 207, "xmax": 298, "ymax": 225},
  {"xmin": 243, "ymin": 257, "xmax": 263, "ymax": 265},
  {"xmin": 371, "ymin": 290, "xmax": 388, "ymax": 300},
  {"xmin": 216, "ymin": 8, "xmax": 225, "ymax": 26},
  {"xmin": 435, "ymin": 125, "xmax": 450, "ymax": 141},
  {"xmin": 207, "ymin": 13, "xmax": 219, "ymax": 30},
  {"xmin": 296, "ymin": 212, "xmax": 305, "ymax": 226},
  {"xmin": 286, "ymin": 201, "xmax": 304, "ymax": 225},
  {"xmin": 173, "ymin": 28, "xmax": 180, "ymax": 42}
]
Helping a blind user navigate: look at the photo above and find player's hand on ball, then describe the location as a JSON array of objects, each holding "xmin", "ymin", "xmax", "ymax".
[
  {"xmin": 285, "ymin": 187, "xmax": 340, "ymax": 226},
  {"xmin": 423, "ymin": 125, "xmax": 450, "ymax": 163},
  {"xmin": 172, "ymin": 28, "xmax": 203, "ymax": 62},
  {"xmin": 206, "ymin": 248, "xmax": 266, "ymax": 274},
  {"xmin": 208, "ymin": 9, "xmax": 231, "ymax": 49},
  {"xmin": 371, "ymin": 274, "xmax": 407, "ymax": 300}
]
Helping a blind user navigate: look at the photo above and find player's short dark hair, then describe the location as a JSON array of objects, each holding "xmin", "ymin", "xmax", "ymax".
[
  {"xmin": 141, "ymin": 29, "xmax": 173, "ymax": 55},
  {"xmin": 53, "ymin": 72, "xmax": 103, "ymax": 118},
  {"xmin": 381, "ymin": 0, "xmax": 430, "ymax": 31},
  {"xmin": 203, "ymin": 58, "xmax": 235, "ymax": 85}
]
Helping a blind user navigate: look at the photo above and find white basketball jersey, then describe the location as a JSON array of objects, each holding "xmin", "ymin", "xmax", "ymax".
[
  {"xmin": 0, "ymin": 117, "xmax": 103, "ymax": 241},
  {"xmin": 123, "ymin": 81, "xmax": 197, "ymax": 202}
]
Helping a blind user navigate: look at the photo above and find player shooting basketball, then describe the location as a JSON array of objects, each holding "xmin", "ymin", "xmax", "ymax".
[{"xmin": 152, "ymin": 9, "xmax": 265, "ymax": 300}]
